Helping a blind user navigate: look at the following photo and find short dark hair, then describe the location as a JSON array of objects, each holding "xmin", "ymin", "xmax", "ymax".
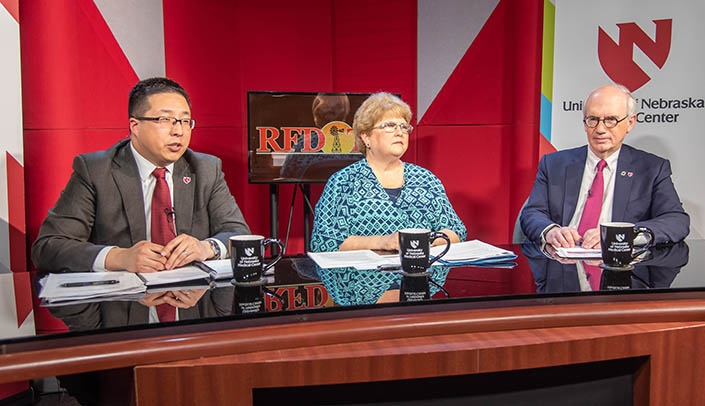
[{"xmin": 128, "ymin": 77, "xmax": 191, "ymax": 118}]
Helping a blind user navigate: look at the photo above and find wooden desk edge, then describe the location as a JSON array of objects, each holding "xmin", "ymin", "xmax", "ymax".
[{"xmin": 2, "ymin": 297, "xmax": 705, "ymax": 383}]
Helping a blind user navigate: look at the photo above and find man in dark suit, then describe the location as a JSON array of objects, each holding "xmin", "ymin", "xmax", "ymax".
[
  {"xmin": 32, "ymin": 77, "xmax": 250, "ymax": 318},
  {"xmin": 520, "ymin": 84, "xmax": 689, "ymax": 248}
]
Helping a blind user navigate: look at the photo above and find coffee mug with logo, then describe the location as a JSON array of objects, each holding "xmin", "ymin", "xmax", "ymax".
[
  {"xmin": 600, "ymin": 222, "xmax": 654, "ymax": 268},
  {"xmin": 233, "ymin": 284, "xmax": 266, "ymax": 314},
  {"xmin": 229, "ymin": 235, "xmax": 284, "ymax": 283},
  {"xmin": 399, "ymin": 273, "xmax": 431, "ymax": 302},
  {"xmin": 398, "ymin": 228, "xmax": 451, "ymax": 273},
  {"xmin": 599, "ymin": 269, "xmax": 632, "ymax": 291}
]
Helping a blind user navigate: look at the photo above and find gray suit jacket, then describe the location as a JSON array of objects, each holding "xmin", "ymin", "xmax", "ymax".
[
  {"xmin": 520, "ymin": 144, "xmax": 689, "ymax": 245},
  {"xmin": 32, "ymin": 139, "xmax": 251, "ymax": 272}
]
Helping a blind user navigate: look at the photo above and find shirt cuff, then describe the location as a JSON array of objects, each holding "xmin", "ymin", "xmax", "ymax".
[
  {"xmin": 540, "ymin": 224, "xmax": 560, "ymax": 244},
  {"xmin": 92, "ymin": 246, "xmax": 116, "ymax": 272}
]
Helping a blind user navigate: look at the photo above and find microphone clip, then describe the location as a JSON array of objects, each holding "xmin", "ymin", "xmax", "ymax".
[{"xmin": 164, "ymin": 207, "xmax": 176, "ymax": 223}]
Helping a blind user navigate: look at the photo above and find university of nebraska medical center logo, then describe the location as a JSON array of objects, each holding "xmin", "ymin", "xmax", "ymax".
[{"xmin": 597, "ymin": 19, "xmax": 672, "ymax": 92}]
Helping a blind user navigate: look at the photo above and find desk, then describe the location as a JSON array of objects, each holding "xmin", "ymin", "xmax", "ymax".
[{"xmin": 2, "ymin": 241, "xmax": 705, "ymax": 405}]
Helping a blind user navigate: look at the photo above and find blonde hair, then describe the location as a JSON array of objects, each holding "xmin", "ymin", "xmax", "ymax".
[{"xmin": 353, "ymin": 92, "xmax": 412, "ymax": 155}]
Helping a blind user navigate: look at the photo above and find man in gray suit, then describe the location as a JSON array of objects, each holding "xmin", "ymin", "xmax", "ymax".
[{"xmin": 32, "ymin": 77, "xmax": 250, "ymax": 319}]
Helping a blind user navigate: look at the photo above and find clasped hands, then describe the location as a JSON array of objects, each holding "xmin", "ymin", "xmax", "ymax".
[
  {"xmin": 546, "ymin": 226, "xmax": 600, "ymax": 249},
  {"xmin": 106, "ymin": 233, "xmax": 215, "ymax": 273},
  {"xmin": 139, "ymin": 288, "xmax": 207, "ymax": 309}
]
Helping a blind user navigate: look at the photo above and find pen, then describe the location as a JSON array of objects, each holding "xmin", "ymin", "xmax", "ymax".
[
  {"xmin": 60, "ymin": 280, "xmax": 120, "ymax": 288},
  {"xmin": 376, "ymin": 264, "xmax": 402, "ymax": 272}
]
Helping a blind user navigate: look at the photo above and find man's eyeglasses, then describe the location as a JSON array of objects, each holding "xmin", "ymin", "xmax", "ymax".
[
  {"xmin": 373, "ymin": 122, "xmax": 413, "ymax": 134},
  {"xmin": 134, "ymin": 116, "xmax": 196, "ymax": 130},
  {"xmin": 583, "ymin": 115, "xmax": 628, "ymax": 129}
]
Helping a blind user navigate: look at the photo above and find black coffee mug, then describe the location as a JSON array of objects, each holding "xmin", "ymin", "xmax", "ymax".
[
  {"xmin": 233, "ymin": 284, "xmax": 266, "ymax": 314},
  {"xmin": 399, "ymin": 273, "xmax": 431, "ymax": 302},
  {"xmin": 229, "ymin": 235, "xmax": 284, "ymax": 283},
  {"xmin": 600, "ymin": 222, "xmax": 654, "ymax": 268},
  {"xmin": 398, "ymin": 228, "xmax": 451, "ymax": 273},
  {"xmin": 599, "ymin": 269, "xmax": 632, "ymax": 291}
]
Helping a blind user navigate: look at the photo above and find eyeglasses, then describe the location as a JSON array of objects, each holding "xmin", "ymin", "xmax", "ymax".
[
  {"xmin": 134, "ymin": 116, "xmax": 196, "ymax": 130},
  {"xmin": 583, "ymin": 115, "xmax": 628, "ymax": 129},
  {"xmin": 373, "ymin": 121, "xmax": 413, "ymax": 134}
]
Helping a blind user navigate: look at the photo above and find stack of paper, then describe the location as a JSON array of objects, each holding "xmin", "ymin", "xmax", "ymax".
[
  {"xmin": 432, "ymin": 240, "xmax": 517, "ymax": 266},
  {"xmin": 554, "ymin": 246, "xmax": 602, "ymax": 259},
  {"xmin": 39, "ymin": 272, "xmax": 147, "ymax": 305},
  {"xmin": 307, "ymin": 250, "xmax": 397, "ymax": 270},
  {"xmin": 307, "ymin": 240, "xmax": 517, "ymax": 270},
  {"xmin": 39, "ymin": 260, "xmax": 239, "ymax": 305},
  {"xmin": 137, "ymin": 264, "xmax": 212, "ymax": 287}
]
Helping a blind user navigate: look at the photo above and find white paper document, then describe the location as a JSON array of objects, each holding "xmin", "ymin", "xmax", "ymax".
[
  {"xmin": 197, "ymin": 259, "xmax": 233, "ymax": 279},
  {"xmin": 39, "ymin": 262, "xmax": 223, "ymax": 305},
  {"xmin": 137, "ymin": 265, "xmax": 211, "ymax": 286},
  {"xmin": 432, "ymin": 240, "xmax": 517, "ymax": 265},
  {"xmin": 39, "ymin": 272, "xmax": 146, "ymax": 303},
  {"xmin": 554, "ymin": 247, "xmax": 602, "ymax": 259},
  {"xmin": 307, "ymin": 240, "xmax": 517, "ymax": 270},
  {"xmin": 307, "ymin": 250, "xmax": 398, "ymax": 270}
]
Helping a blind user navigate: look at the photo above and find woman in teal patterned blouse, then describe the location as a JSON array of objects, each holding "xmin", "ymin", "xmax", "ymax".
[{"xmin": 310, "ymin": 92, "xmax": 466, "ymax": 252}]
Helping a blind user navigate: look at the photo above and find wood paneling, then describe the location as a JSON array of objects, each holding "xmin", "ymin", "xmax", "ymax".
[
  {"xmin": 3, "ymin": 297, "xmax": 705, "ymax": 397},
  {"xmin": 134, "ymin": 321, "xmax": 705, "ymax": 405}
]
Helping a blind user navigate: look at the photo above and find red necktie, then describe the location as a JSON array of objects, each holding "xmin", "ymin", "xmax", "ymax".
[
  {"xmin": 151, "ymin": 168, "xmax": 176, "ymax": 322},
  {"xmin": 577, "ymin": 159, "xmax": 607, "ymax": 235}
]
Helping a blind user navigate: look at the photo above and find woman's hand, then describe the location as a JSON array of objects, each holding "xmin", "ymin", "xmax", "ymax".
[
  {"xmin": 378, "ymin": 232, "xmax": 400, "ymax": 251},
  {"xmin": 339, "ymin": 233, "xmax": 400, "ymax": 251}
]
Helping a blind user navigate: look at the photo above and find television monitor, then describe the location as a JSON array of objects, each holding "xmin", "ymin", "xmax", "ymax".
[{"xmin": 247, "ymin": 91, "xmax": 371, "ymax": 184}]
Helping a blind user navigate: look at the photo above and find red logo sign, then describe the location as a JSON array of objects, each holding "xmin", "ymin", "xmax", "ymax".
[{"xmin": 597, "ymin": 19, "xmax": 672, "ymax": 92}]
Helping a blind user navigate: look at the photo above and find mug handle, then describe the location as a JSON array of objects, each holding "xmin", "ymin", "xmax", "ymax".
[
  {"xmin": 262, "ymin": 238, "xmax": 284, "ymax": 272},
  {"xmin": 631, "ymin": 226, "xmax": 654, "ymax": 259},
  {"xmin": 428, "ymin": 232, "xmax": 451, "ymax": 266}
]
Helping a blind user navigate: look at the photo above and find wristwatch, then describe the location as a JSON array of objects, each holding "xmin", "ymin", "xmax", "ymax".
[{"xmin": 206, "ymin": 238, "xmax": 222, "ymax": 260}]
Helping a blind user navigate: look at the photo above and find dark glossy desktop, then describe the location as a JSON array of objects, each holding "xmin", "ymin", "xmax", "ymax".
[
  {"xmin": 2, "ymin": 239, "xmax": 701, "ymax": 350},
  {"xmin": 2, "ymin": 240, "xmax": 704, "ymax": 405}
]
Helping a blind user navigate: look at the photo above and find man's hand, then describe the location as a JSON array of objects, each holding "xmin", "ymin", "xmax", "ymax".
[
  {"xmin": 105, "ymin": 234, "xmax": 214, "ymax": 272},
  {"xmin": 105, "ymin": 241, "xmax": 168, "ymax": 273},
  {"xmin": 139, "ymin": 288, "xmax": 207, "ymax": 309},
  {"xmin": 580, "ymin": 228, "xmax": 601, "ymax": 249},
  {"xmin": 545, "ymin": 226, "xmax": 583, "ymax": 248},
  {"xmin": 162, "ymin": 234, "xmax": 214, "ymax": 270}
]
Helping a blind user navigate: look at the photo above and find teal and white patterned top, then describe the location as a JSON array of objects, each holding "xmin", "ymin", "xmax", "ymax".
[{"xmin": 310, "ymin": 159, "xmax": 467, "ymax": 252}]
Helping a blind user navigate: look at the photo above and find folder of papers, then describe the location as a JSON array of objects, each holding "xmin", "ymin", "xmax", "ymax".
[
  {"xmin": 554, "ymin": 247, "xmax": 602, "ymax": 259},
  {"xmin": 433, "ymin": 240, "xmax": 518, "ymax": 266},
  {"xmin": 39, "ymin": 272, "xmax": 147, "ymax": 305},
  {"xmin": 38, "ymin": 259, "xmax": 235, "ymax": 305},
  {"xmin": 307, "ymin": 250, "xmax": 397, "ymax": 270},
  {"xmin": 307, "ymin": 240, "xmax": 517, "ymax": 270}
]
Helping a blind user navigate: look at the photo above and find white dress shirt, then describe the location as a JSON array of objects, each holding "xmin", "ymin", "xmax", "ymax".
[
  {"xmin": 92, "ymin": 142, "xmax": 175, "ymax": 271},
  {"xmin": 568, "ymin": 148, "xmax": 621, "ymax": 229},
  {"xmin": 541, "ymin": 148, "xmax": 621, "ymax": 241}
]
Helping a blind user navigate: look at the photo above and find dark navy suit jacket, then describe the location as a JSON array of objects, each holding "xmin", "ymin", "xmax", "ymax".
[{"xmin": 520, "ymin": 144, "xmax": 689, "ymax": 245}]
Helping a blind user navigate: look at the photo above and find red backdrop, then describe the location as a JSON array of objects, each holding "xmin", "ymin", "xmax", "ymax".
[{"xmin": 20, "ymin": 0, "xmax": 543, "ymax": 331}]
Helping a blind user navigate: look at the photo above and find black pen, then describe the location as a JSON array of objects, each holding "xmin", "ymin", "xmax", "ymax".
[
  {"xmin": 376, "ymin": 264, "xmax": 402, "ymax": 272},
  {"xmin": 60, "ymin": 280, "xmax": 120, "ymax": 288}
]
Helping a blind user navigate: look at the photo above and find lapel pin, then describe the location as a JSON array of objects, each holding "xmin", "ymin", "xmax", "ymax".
[
  {"xmin": 627, "ymin": 171, "xmax": 633, "ymax": 177},
  {"xmin": 620, "ymin": 171, "xmax": 626, "ymax": 176},
  {"xmin": 183, "ymin": 176, "xmax": 191, "ymax": 184}
]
